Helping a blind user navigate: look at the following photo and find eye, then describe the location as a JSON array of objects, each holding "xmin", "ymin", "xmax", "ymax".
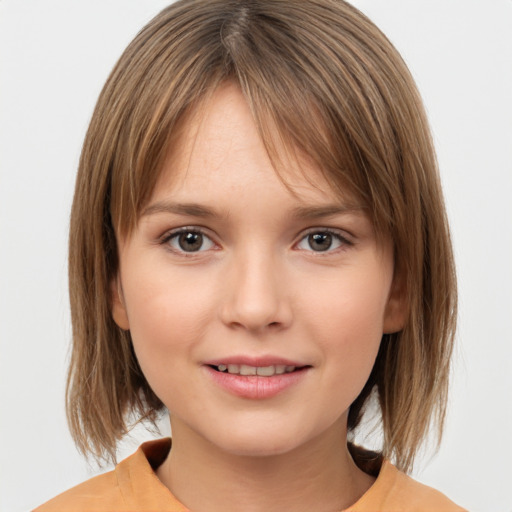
[
  {"xmin": 163, "ymin": 228, "xmax": 215, "ymax": 253},
  {"xmin": 296, "ymin": 230, "xmax": 349, "ymax": 252}
]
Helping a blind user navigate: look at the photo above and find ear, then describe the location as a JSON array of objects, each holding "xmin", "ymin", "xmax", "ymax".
[
  {"xmin": 111, "ymin": 277, "xmax": 130, "ymax": 330},
  {"xmin": 383, "ymin": 270, "xmax": 408, "ymax": 334}
]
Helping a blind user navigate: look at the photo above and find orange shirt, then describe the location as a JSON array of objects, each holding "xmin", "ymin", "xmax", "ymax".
[{"xmin": 34, "ymin": 438, "xmax": 466, "ymax": 512}]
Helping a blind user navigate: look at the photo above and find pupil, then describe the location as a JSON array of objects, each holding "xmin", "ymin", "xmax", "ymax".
[
  {"xmin": 309, "ymin": 233, "xmax": 332, "ymax": 251},
  {"xmin": 179, "ymin": 232, "xmax": 203, "ymax": 252}
]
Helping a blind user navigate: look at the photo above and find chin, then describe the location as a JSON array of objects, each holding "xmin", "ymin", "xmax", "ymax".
[
  {"xmin": 207, "ymin": 423, "xmax": 314, "ymax": 458},
  {"xmin": 219, "ymin": 439, "xmax": 298, "ymax": 458}
]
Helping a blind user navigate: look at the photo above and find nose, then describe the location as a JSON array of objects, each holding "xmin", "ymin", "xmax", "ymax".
[{"xmin": 219, "ymin": 249, "xmax": 293, "ymax": 333}]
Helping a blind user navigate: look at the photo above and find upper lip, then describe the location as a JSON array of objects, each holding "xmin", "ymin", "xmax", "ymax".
[{"xmin": 203, "ymin": 355, "xmax": 309, "ymax": 367}]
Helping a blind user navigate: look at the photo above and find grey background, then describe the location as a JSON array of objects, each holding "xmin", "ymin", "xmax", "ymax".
[{"xmin": 1, "ymin": 1, "xmax": 511, "ymax": 511}]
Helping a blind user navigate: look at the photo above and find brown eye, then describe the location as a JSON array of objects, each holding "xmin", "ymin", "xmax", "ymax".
[
  {"xmin": 296, "ymin": 230, "xmax": 347, "ymax": 253},
  {"xmin": 178, "ymin": 232, "xmax": 203, "ymax": 252},
  {"xmin": 165, "ymin": 229, "xmax": 215, "ymax": 253},
  {"xmin": 308, "ymin": 233, "xmax": 333, "ymax": 251}
]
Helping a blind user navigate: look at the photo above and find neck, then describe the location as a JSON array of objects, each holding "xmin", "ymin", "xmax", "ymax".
[{"xmin": 156, "ymin": 419, "xmax": 375, "ymax": 512}]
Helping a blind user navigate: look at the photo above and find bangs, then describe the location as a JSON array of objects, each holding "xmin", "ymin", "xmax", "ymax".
[
  {"xmin": 68, "ymin": 0, "xmax": 455, "ymax": 471},
  {"xmin": 108, "ymin": 0, "xmax": 411, "ymax": 244}
]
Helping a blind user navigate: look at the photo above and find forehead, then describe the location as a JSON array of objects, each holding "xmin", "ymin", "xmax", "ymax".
[{"xmin": 151, "ymin": 82, "xmax": 360, "ymax": 212}]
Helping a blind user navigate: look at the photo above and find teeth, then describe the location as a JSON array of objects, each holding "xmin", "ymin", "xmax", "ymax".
[
  {"xmin": 216, "ymin": 364, "xmax": 297, "ymax": 376},
  {"xmin": 256, "ymin": 366, "xmax": 275, "ymax": 376},
  {"xmin": 240, "ymin": 364, "xmax": 257, "ymax": 376},
  {"xmin": 227, "ymin": 364, "xmax": 239, "ymax": 374}
]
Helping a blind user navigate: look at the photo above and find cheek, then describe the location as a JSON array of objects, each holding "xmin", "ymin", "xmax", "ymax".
[
  {"xmin": 121, "ymin": 265, "xmax": 216, "ymax": 378},
  {"xmin": 304, "ymin": 269, "xmax": 390, "ymax": 387},
  {"xmin": 306, "ymin": 265, "xmax": 390, "ymax": 337}
]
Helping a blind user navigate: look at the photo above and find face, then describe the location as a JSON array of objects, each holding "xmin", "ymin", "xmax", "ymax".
[{"xmin": 112, "ymin": 83, "xmax": 405, "ymax": 458}]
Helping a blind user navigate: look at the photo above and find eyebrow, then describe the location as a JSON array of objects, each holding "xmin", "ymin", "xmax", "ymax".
[
  {"xmin": 142, "ymin": 201, "xmax": 218, "ymax": 218},
  {"xmin": 289, "ymin": 204, "xmax": 364, "ymax": 219},
  {"xmin": 141, "ymin": 201, "xmax": 363, "ymax": 220}
]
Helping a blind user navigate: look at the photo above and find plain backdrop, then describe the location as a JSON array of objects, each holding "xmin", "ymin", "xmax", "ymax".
[{"xmin": 1, "ymin": 1, "xmax": 511, "ymax": 511}]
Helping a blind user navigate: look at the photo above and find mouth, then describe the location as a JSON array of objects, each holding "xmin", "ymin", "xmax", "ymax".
[
  {"xmin": 208, "ymin": 364, "xmax": 309, "ymax": 377},
  {"xmin": 204, "ymin": 359, "xmax": 311, "ymax": 399}
]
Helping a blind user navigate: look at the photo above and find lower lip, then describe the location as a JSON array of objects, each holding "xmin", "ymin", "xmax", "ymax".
[{"xmin": 204, "ymin": 366, "xmax": 309, "ymax": 399}]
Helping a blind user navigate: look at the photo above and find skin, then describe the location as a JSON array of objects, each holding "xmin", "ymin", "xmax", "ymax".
[{"xmin": 112, "ymin": 83, "xmax": 406, "ymax": 512}]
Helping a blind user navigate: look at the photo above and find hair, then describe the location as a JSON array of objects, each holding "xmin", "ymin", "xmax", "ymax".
[{"xmin": 67, "ymin": 0, "xmax": 457, "ymax": 472}]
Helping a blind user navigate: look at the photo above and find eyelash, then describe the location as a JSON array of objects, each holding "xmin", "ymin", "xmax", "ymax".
[
  {"xmin": 297, "ymin": 228, "xmax": 353, "ymax": 254},
  {"xmin": 159, "ymin": 227, "xmax": 353, "ymax": 256},
  {"xmin": 160, "ymin": 227, "xmax": 216, "ymax": 256}
]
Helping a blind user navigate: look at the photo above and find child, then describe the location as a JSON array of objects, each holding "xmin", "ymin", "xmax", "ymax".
[{"xmin": 35, "ymin": 0, "xmax": 465, "ymax": 510}]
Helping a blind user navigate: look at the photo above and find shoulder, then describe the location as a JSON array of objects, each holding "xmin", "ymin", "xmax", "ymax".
[
  {"xmin": 385, "ymin": 464, "xmax": 467, "ymax": 511},
  {"xmin": 352, "ymin": 460, "xmax": 467, "ymax": 512},
  {"xmin": 33, "ymin": 439, "xmax": 177, "ymax": 512},
  {"xmin": 33, "ymin": 469, "xmax": 123, "ymax": 512}
]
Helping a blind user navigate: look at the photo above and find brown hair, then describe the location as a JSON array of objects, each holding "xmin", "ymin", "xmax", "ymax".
[{"xmin": 67, "ymin": 0, "xmax": 456, "ymax": 472}]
